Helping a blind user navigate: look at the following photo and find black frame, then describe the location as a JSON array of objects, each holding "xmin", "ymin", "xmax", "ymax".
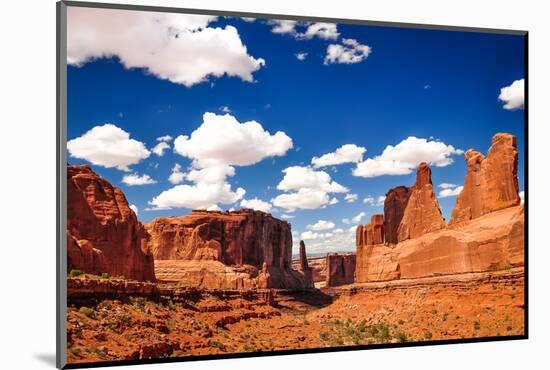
[{"xmin": 56, "ymin": 1, "xmax": 529, "ymax": 368}]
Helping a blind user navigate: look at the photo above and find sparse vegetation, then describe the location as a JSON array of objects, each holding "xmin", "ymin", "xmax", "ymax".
[
  {"xmin": 79, "ymin": 306, "xmax": 96, "ymax": 319},
  {"xmin": 69, "ymin": 269, "xmax": 83, "ymax": 277}
]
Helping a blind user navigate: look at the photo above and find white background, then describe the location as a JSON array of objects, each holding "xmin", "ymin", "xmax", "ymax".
[{"xmin": 1, "ymin": 0, "xmax": 548, "ymax": 368}]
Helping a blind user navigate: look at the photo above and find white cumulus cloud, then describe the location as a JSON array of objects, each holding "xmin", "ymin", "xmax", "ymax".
[
  {"xmin": 240, "ymin": 198, "xmax": 273, "ymax": 213},
  {"xmin": 150, "ymin": 113, "xmax": 292, "ymax": 210},
  {"xmin": 295, "ymin": 52, "xmax": 308, "ymax": 61},
  {"xmin": 276, "ymin": 166, "xmax": 348, "ymax": 193},
  {"xmin": 312, "ymin": 144, "xmax": 366, "ymax": 168},
  {"xmin": 152, "ymin": 141, "xmax": 170, "ymax": 157},
  {"xmin": 296, "ymin": 226, "xmax": 356, "ymax": 253},
  {"xmin": 149, "ymin": 182, "xmax": 245, "ymax": 210},
  {"xmin": 298, "ymin": 22, "xmax": 339, "ymax": 40},
  {"xmin": 269, "ymin": 20, "xmax": 298, "ymax": 35},
  {"xmin": 363, "ymin": 195, "xmax": 385, "ymax": 206},
  {"xmin": 129, "ymin": 204, "xmax": 138, "ymax": 216},
  {"xmin": 342, "ymin": 211, "xmax": 366, "ymax": 225},
  {"xmin": 121, "ymin": 173, "xmax": 157, "ymax": 186},
  {"xmin": 272, "ymin": 166, "xmax": 348, "ymax": 211},
  {"xmin": 307, "ymin": 220, "xmax": 336, "ymax": 231},
  {"xmin": 353, "ymin": 136, "xmax": 463, "ymax": 178},
  {"xmin": 325, "ymin": 38, "xmax": 372, "ymax": 64},
  {"xmin": 269, "ymin": 20, "xmax": 339, "ymax": 40},
  {"xmin": 437, "ymin": 183, "xmax": 464, "ymax": 198},
  {"xmin": 168, "ymin": 163, "xmax": 185, "ymax": 185},
  {"xmin": 156, "ymin": 135, "xmax": 173, "ymax": 142},
  {"xmin": 345, "ymin": 194, "xmax": 358, "ymax": 203},
  {"xmin": 272, "ymin": 189, "xmax": 330, "ymax": 212},
  {"xmin": 174, "ymin": 113, "xmax": 293, "ymax": 168},
  {"xmin": 499, "ymin": 79, "xmax": 524, "ymax": 110},
  {"xmin": 67, "ymin": 7, "xmax": 265, "ymax": 87},
  {"xmin": 67, "ymin": 124, "xmax": 150, "ymax": 171}
]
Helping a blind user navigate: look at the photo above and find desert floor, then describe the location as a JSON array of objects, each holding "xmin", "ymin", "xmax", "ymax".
[{"xmin": 66, "ymin": 267, "xmax": 524, "ymax": 364}]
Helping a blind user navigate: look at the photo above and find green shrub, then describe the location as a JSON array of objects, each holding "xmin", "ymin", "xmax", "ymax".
[
  {"xmin": 79, "ymin": 306, "xmax": 96, "ymax": 319},
  {"xmin": 424, "ymin": 331, "xmax": 433, "ymax": 340},
  {"xmin": 69, "ymin": 269, "xmax": 83, "ymax": 278},
  {"xmin": 395, "ymin": 331, "xmax": 408, "ymax": 343},
  {"xmin": 473, "ymin": 321, "xmax": 481, "ymax": 330},
  {"xmin": 101, "ymin": 272, "xmax": 110, "ymax": 279}
]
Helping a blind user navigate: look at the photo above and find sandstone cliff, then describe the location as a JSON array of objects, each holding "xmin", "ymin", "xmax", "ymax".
[
  {"xmin": 355, "ymin": 134, "xmax": 524, "ymax": 283},
  {"xmin": 145, "ymin": 210, "xmax": 310, "ymax": 290},
  {"xmin": 326, "ymin": 253, "xmax": 356, "ymax": 287},
  {"xmin": 67, "ymin": 164, "xmax": 155, "ymax": 281},
  {"xmin": 450, "ymin": 133, "xmax": 520, "ymax": 224},
  {"xmin": 355, "ymin": 205, "xmax": 524, "ymax": 282},
  {"xmin": 384, "ymin": 186, "xmax": 410, "ymax": 244},
  {"xmin": 397, "ymin": 163, "xmax": 446, "ymax": 242}
]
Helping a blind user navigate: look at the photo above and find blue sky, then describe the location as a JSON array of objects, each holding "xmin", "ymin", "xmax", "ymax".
[{"xmin": 66, "ymin": 7, "xmax": 525, "ymax": 253}]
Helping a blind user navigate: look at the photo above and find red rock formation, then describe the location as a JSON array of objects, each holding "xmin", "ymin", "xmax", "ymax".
[
  {"xmin": 384, "ymin": 186, "xmax": 411, "ymax": 244},
  {"xmin": 370, "ymin": 215, "xmax": 385, "ymax": 245},
  {"xmin": 326, "ymin": 253, "xmax": 356, "ymax": 287},
  {"xmin": 145, "ymin": 209, "xmax": 308, "ymax": 289},
  {"xmin": 450, "ymin": 133, "xmax": 520, "ymax": 224},
  {"xmin": 355, "ymin": 225, "xmax": 364, "ymax": 247},
  {"xmin": 356, "ymin": 205, "xmax": 524, "ymax": 282},
  {"xmin": 67, "ymin": 164, "xmax": 155, "ymax": 281},
  {"xmin": 397, "ymin": 163, "xmax": 446, "ymax": 242},
  {"xmin": 298, "ymin": 240, "xmax": 314, "ymax": 288},
  {"xmin": 292, "ymin": 256, "xmax": 327, "ymax": 283},
  {"xmin": 356, "ymin": 214, "xmax": 385, "ymax": 248}
]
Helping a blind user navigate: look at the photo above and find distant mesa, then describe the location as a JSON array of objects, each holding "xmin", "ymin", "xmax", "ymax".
[
  {"xmin": 145, "ymin": 209, "xmax": 313, "ymax": 290},
  {"xmin": 354, "ymin": 133, "xmax": 524, "ymax": 283},
  {"xmin": 67, "ymin": 164, "xmax": 156, "ymax": 281}
]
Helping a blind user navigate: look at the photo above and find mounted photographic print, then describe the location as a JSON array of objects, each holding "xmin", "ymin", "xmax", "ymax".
[{"xmin": 56, "ymin": 1, "xmax": 527, "ymax": 368}]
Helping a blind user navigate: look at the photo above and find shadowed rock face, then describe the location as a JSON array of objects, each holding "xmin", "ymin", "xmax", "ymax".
[
  {"xmin": 450, "ymin": 133, "xmax": 520, "ymax": 224},
  {"xmin": 145, "ymin": 210, "xmax": 309, "ymax": 289},
  {"xmin": 67, "ymin": 164, "xmax": 155, "ymax": 281},
  {"xmin": 384, "ymin": 186, "xmax": 410, "ymax": 245},
  {"xmin": 326, "ymin": 253, "xmax": 356, "ymax": 287},
  {"xmin": 397, "ymin": 163, "xmax": 446, "ymax": 242}
]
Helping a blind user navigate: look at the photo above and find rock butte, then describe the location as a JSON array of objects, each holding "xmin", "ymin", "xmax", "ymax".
[
  {"xmin": 298, "ymin": 240, "xmax": 315, "ymax": 289},
  {"xmin": 397, "ymin": 162, "xmax": 446, "ymax": 242},
  {"xmin": 450, "ymin": 133, "xmax": 520, "ymax": 224},
  {"xmin": 355, "ymin": 133, "xmax": 524, "ymax": 283},
  {"xmin": 145, "ymin": 210, "xmax": 311, "ymax": 290},
  {"xmin": 325, "ymin": 253, "xmax": 356, "ymax": 287},
  {"xmin": 67, "ymin": 164, "xmax": 155, "ymax": 281}
]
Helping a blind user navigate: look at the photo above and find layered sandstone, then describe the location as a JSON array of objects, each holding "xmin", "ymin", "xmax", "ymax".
[
  {"xmin": 450, "ymin": 133, "xmax": 520, "ymax": 224},
  {"xmin": 326, "ymin": 253, "xmax": 356, "ymax": 287},
  {"xmin": 355, "ymin": 205, "xmax": 524, "ymax": 282},
  {"xmin": 145, "ymin": 210, "xmax": 309, "ymax": 290},
  {"xmin": 397, "ymin": 163, "xmax": 446, "ymax": 241},
  {"xmin": 67, "ymin": 164, "xmax": 155, "ymax": 281},
  {"xmin": 356, "ymin": 214, "xmax": 385, "ymax": 248}
]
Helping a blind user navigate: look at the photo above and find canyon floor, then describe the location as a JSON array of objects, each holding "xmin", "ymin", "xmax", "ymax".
[{"xmin": 66, "ymin": 267, "xmax": 524, "ymax": 364}]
